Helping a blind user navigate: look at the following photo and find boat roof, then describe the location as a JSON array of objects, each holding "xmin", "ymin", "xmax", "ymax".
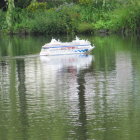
[{"xmin": 42, "ymin": 37, "xmax": 91, "ymax": 48}]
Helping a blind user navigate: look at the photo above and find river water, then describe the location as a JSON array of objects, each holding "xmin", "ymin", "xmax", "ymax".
[{"xmin": 0, "ymin": 35, "xmax": 140, "ymax": 140}]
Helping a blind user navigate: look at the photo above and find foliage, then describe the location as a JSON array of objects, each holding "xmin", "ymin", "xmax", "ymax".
[
  {"xmin": 15, "ymin": 0, "xmax": 31, "ymax": 8},
  {"xmin": 29, "ymin": 10, "xmax": 68, "ymax": 34},
  {"xmin": 78, "ymin": 5, "xmax": 94, "ymax": 22},
  {"xmin": 77, "ymin": 23, "xmax": 94, "ymax": 34},
  {"xmin": 91, "ymin": 0, "xmax": 140, "ymax": 33},
  {"xmin": 95, "ymin": 2, "xmax": 140, "ymax": 33},
  {"xmin": 0, "ymin": 10, "xmax": 7, "ymax": 30},
  {"xmin": 8, "ymin": 3, "xmax": 80, "ymax": 34},
  {"xmin": 26, "ymin": 2, "xmax": 47, "ymax": 12},
  {"xmin": 29, "ymin": 4, "xmax": 79, "ymax": 34},
  {"xmin": 79, "ymin": 0, "xmax": 93, "ymax": 5},
  {"xmin": 1, "ymin": 0, "xmax": 140, "ymax": 34},
  {"xmin": 110, "ymin": 4, "xmax": 140, "ymax": 32},
  {"xmin": 94, "ymin": 20, "xmax": 107, "ymax": 30}
]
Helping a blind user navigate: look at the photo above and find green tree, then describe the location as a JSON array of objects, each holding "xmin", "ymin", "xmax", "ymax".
[{"xmin": 6, "ymin": 0, "xmax": 15, "ymax": 30}]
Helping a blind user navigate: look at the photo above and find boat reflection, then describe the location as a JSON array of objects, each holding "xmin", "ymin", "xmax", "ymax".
[{"xmin": 40, "ymin": 54, "xmax": 93, "ymax": 73}]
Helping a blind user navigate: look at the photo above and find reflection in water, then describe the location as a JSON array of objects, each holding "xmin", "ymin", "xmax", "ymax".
[
  {"xmin": 0, "ymin": 60, "xmax": 9, "ymax": 140},
  {"xmin": 0, "ymin": 35, "xmax": 140, "ymax": 140},
  {"xmin": 16, "ymin": 60, "xmax": 28, "ymax": 140},
  {"xmin": 77, "ymin": 70, "xmax": 87, "ymax": 140},
  {"xmin": 40, "ymin": 54, "xmax": 93, "ymax": 70}
]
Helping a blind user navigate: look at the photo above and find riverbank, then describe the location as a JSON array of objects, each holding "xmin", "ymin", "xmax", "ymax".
[{"xmin": 0, "ymin": 1, "xmax": 140, "ymax": 35}]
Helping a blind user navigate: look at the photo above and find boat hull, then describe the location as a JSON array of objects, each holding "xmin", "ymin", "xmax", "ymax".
[{"xmin": 40, "ymin": 45, "xmax": 94, "ymax": 56}]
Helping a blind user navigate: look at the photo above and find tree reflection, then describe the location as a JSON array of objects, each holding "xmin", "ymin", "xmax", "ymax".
[
  {"xmin": 16, "ymin": 59, "xmax": 29, "ymax": 140},
  {"xmin": 77, "ymin": 70, "xmax": 88, "ymax": 140},
  {"xmin": 0, "ymin": 60, "xmax": 8, "ymax": 140}
]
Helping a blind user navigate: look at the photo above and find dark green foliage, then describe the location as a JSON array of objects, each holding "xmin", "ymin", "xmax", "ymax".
[
  {"xmin": 0, "ymin": 10, "xmax": 7, "ymax": 30},
  {"xmin": 26, "ymin": 2, "xmax": 47, "ymax": 12},
  {"xmin": 7, "ymin": 3, "xmax": 80, "ymax": 34},
  {"xmin": 29, "ymin": 5, "xmax": 79, "ymax": 34},
  {"xmin": 29, "ymin": 10, "xmax": 69, "ymax": 34},
  {"xmin": 15, "ymin": 0, "xmax": 31, "ymax": 8},
  {"xmin": 77, "ymin": 23, "xmax": 94, "ymax": 34},
  {"xmin": 0, "ymin": 0, "xmax": 140, "ymax": 35},
  {"xmin": 94, "ymin": 1, "xmax": 140, "ymax": 33}
]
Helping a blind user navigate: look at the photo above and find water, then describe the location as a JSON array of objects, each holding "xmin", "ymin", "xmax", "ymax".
[{"xmin": 0, "ymin": 35, "xmax": 140, "ymax": 140}]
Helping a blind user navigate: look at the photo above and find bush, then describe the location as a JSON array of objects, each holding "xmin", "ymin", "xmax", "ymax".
[
  {"xmin": 0, "ymin": 10, "xmax": 7, "ymax": 30},
  {"xmin": 7, "ymin": 3, "xmax": 80, "ymax": 34},
  {"xmin": 27, "ymin": 3, "xmax": 80, "ymax": 34},
  {"xmin": 10, "ymin": 8, "xmax": 31, "ymax": 33},
  {"xmin": 79, "ymin": 0, "xmax": 93, "ymax": 5},
  {"xmin": 93, "ymin": 2, "xmax": 140, "ymax": 33},
  {"xmin": 77, "ymin": 23, "xmax": 94, "ymax": 34},
  {"xmin": 27, "ymin": 2, "xmax": 47, "ymax": 12},
  {"xmin": 2, "ymin": 0, "xmax": 140, "ymax": 35},
  {"xmin": 56, "ymin": 3, "xmax": 80, "ymax": 32},
  {"xmin": 29, "ymin": 11, "xmax": 67, "ymax": 34},
  {"xmin": 106, "ymin": 4, "xmax": 140, "ymax": 32}
]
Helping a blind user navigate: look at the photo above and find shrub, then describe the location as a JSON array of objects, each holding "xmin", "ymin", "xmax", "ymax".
[
  {"xmin": 77, "ymin": 23, "xmax": 94, "ymax": 34},
  {"xmin": 79, "ymin": 0, "xmax": 93, "ymax": 5},
  {"xmin": 2, "ymin": 0, "xmax": 140, "ymax": 34},
  {"xmin": 27, "ymin": 2, "xmax": 47, "ymax": 12},
  {"xmin": 106, "ymin": 4, "xmax": 140, "ymax": 32},
  {"xmin": 56, "ymin": 3, "xmax": 80, "ymax": 32},
  {"xmin": 6, "ymin": 3, "xmax": 80, "ymax": 34},
  {"xmin": 28, "ymin": 3, "xmax": 80, "ymax": 34},
  {"xmin": 10, "ymin": 8, "xmax": 31, "ymax": 33},
  {"xmin": 93, "ymin": 2, "xmax": 140, "ymax": 33},
  {"xmin": 29, "ymin": 11, "xmax": 67, "ymax": 34},
  {"xmin": 28, "ymin": 10, "xmax": 69, "ymax": 34},
  {"xmin": 0, "ymin": 10, "xmax": 7, "ymax": 30},
  {"xmin": 94, "ymin": 20, "xmax": 106, "ymax": 30}
]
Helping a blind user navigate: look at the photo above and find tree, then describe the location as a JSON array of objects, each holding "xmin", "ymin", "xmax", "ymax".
[{"xmin": 6, "ymin": 0, "xmax": 15, "ymax": 30}]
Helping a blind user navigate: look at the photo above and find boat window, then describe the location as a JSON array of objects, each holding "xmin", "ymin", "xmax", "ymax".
[{"xmin": 43, "ymin": 47, "xmax": 49, "ymax": 50}]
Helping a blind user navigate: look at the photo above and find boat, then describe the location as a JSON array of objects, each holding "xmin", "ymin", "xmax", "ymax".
[{"xmin": 40, "ymin": 37, "xmax": 94, "ymax": 56}]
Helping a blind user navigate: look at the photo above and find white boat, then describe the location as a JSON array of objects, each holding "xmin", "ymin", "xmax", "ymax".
[{"xmin": 40, "ymin": 37, "xmax": 95, "ymax": 56}]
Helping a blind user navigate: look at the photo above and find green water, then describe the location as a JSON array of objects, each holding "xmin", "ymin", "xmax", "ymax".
[{"xmin": 0, "ymin": 35, "xmax": 140, "ymax": 140}]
